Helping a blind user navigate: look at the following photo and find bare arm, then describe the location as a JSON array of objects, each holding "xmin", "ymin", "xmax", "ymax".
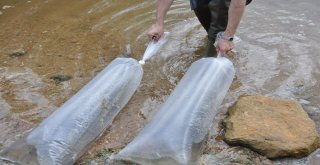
[
  {"xmin": 147, "ymin": 0, "xmax": 174, "ymax": 41},
  {"xmin": 224, "ymin": 0, "xmax": 246, "ymax": 37},
  {"xmin": 155, "ymin": 0, "xmax": 174, "ymax": 26},
  {"xmin": 216, "ymin": 0, "xmax": 247, "ymax": 55}
]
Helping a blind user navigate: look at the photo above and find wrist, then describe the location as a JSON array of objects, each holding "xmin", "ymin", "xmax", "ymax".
[
  {"xmin": 156, "ymin": 20, "xmax": 164, "ymax": 27},
  {"xmin": 217, "ymin": 32, "xmax": 234, "ymax": 42},
  {"xmin": 224, "ymin": 28, "xmax": 235, "ymax": 37},
  {"xmin": 223, "ymin": 29, "xmax": 234, "ymax": 37}
]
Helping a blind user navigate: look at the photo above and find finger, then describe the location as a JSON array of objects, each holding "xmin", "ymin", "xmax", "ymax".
[
  {"xmin": 147, "ymin": 31, "xmax": 157, "ymax": 40},
  {"xmin": 147, "ymin": 31, "xmax": 153, "ymax": 38},
  {"xmin": 216, "ymin": 48, "xmax": 222, "ymax": 56},
  {"xmin": 221, "ymin": 49, "xmax": 228, "ymax": 56},
  {"xmin": 230, "ymin": 44, "xmax": 235, "ymax": 50},
  {"xmin": 215, "ymin": 44, "xmax": 219, "ymax": 52},
  {"xmin": 151, "ymin": 35, "xmax": 157, "ymax": 40},
  {"xmin": 152, "ymin": 35, "xmax": 160, "ymax": 42},
  {"xmin": 147, "ymin": 34, "xmax": 153, "ymax": 41},
  {"xmin": 149, "ymin": 34, "xmax": 159, "ymax": 41},
  {"xmin": 217, "ymin": 49, "xmax": 224, "ymax": 57}
]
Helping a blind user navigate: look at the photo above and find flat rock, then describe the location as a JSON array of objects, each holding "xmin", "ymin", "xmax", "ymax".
[{"xmin": 224, "ymin": 95, "xmax": 319, "ymax": 158}]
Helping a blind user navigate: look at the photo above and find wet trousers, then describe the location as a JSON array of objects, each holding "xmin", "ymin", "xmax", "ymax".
[{"xmin": 193, "ymin": 0, "xmax": 251, "ymax": 57}]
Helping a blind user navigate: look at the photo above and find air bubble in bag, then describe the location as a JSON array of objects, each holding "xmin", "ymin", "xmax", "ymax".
[
  {"xmin": 113, "ymin": 57, "xmax": 235, "ymax": 165},
  {"xmin": 0, "ymin": 57, "xmax": 143, "ymax": 165}
]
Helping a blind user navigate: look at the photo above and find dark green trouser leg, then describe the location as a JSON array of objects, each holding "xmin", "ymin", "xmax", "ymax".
[
  {"xmin": 193, "ymin": 0, "xmax": 230, "ymax": 57},
  {"xmin": 203, "ymin": 39, "xmax": 217, "ymax": 57}
]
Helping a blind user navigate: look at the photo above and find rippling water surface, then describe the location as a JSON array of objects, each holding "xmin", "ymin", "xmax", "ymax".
[{"xmin": 0, "ymin": 0, "xmax": 319, "ymax": 164}]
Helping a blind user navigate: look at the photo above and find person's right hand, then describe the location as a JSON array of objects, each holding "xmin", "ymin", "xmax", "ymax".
[{"xmin": 147, "ymin": 23, "xmax": 164, "ymax": 42}]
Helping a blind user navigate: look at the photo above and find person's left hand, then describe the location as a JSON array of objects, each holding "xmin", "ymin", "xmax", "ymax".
[{"xmin": 215, "ymin": 39, "xmax": 234, "ymax": 56}]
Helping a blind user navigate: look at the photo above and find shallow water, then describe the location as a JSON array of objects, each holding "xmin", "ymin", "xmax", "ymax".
[{"xmin": 0, "ymin": 0, "xmax": 319, "ymax": 164}]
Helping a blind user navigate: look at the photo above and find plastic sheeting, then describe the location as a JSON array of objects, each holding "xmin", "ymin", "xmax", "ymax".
[
  {"xmin": 0, "ymin": 57, "xmax": 143, "ymax": 165},
  {"xmin": 139, "ymin": 32, "xmax": 169, "ymax": 65},
  {"xmin": 113, "ymin": 57, "xmax": 235, "ymax": 165}
]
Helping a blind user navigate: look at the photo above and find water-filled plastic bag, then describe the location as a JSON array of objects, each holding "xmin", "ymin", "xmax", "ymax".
[
  {"xmin": 0, "ymin": 57, "xmax": 143, "ymax": 165},
  {"xmin": 139, "ymin": 32, "xmax": 169, "ymax": 65},
  {"xmin": 113, "ymin": 57, "xmax": 235, "ymax": 165}
]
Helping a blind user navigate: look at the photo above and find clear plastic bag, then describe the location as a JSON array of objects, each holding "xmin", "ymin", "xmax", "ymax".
[
  {"xmin": 0, "ymin": 57, "xmax": 143, "ymax": 165},
  {"xmin": 113, "ymin": 57, "xmax": 235, "ymax": 165},
  {"xmin": 139, "ymin": 32, "xmax": 169, "ymax": 65}
]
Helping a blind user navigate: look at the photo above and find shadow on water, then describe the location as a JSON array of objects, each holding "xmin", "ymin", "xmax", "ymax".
[{"xmin": 0, "ymin": 0, "xmax": 320, "ymax": 164}]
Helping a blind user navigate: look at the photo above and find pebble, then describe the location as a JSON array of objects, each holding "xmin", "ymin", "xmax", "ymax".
[
  {"xmin": 9, "ymin": 50, "xmax": 27, "ymax": 57},
  {"xmin": 0, "ymin": 11, "xmax": 2, "ymax": 15},
  {"xmin": 50, "ymin": 75, "xmax": 72, "ymax": 82},
  {"xmin": 2, "ymin": 5, "xmax": 14, "ymax": 10},
  {"xmin": 299, "ymin": 99, "xmax": 310, "ymax": 105}
]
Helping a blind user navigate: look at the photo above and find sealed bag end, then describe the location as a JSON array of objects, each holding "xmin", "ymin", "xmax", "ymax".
[
  {"xmin": 138, "ymin": 60, "xmax": 145, "ymax": 65},
  {"xmin": 110, "ymin": 143, "xmax": 202, "ymax": 165},
  {"xmin": 111, "ymin": 154, "xmax": 184, "ymax": 165}
]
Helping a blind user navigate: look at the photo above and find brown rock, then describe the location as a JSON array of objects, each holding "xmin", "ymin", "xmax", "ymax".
[{"xmin": 224, "ymin": 95, "xmax": 319, "ymax": 158}]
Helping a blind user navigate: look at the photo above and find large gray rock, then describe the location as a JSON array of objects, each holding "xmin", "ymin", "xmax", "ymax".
[{"xmin": 224, "ymin": 95, "xmax": 319, "ymax": 158}]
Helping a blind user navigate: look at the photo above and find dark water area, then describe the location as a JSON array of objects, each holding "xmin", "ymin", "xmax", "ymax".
[{"xmin": 0, "ymin": 0, "xmax": 319, "ymax": 164}]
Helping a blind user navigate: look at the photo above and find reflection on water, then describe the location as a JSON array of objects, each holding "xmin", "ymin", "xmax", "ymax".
[{"xmin": 0, "ymin": 0, "xmax": 319, "ymax": 164}]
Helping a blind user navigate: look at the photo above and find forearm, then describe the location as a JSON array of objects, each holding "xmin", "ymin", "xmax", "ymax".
[
  {"xmin": 155, "ymin": 0, "xmax": 174, "ymax": 26},
  {"xmin": 224, "ymin": 0, "xmax": 246, "ymax": 37}
]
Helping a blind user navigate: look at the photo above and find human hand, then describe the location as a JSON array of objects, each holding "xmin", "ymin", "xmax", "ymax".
[
  {"xmin": 147, "ymin": 23, "xmax": 164, "ymax": 42},
  {"xmin": 215, "ymin": 39, "xmax": 234, "ymax": 56}
]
